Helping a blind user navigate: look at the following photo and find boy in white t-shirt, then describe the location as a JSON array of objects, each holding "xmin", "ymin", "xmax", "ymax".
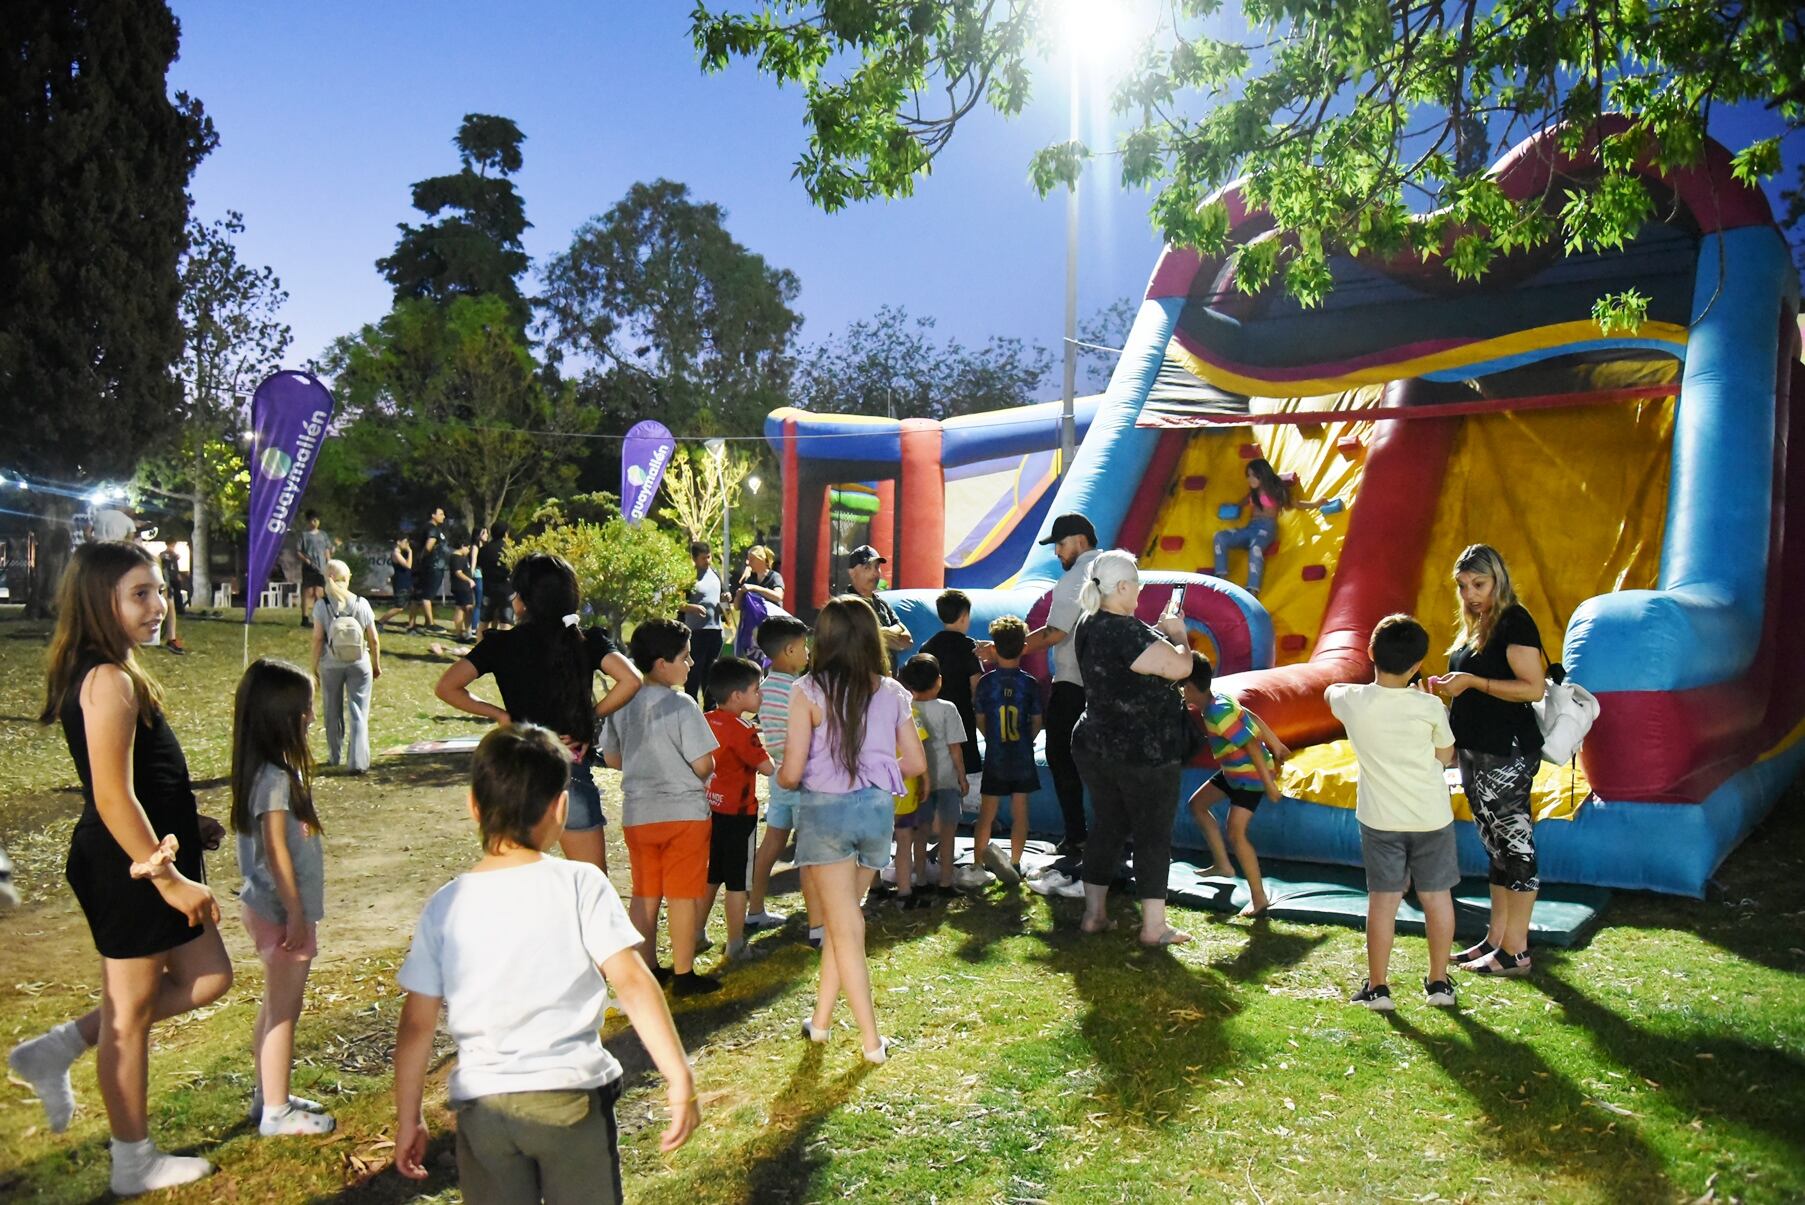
[
  {"xmin": 393, "ymin": 725, "xmax": 699, "ymax": 1202},
  {"xmin": 1325, "ymin": 614, "xmax": 1460, "ymax": 1013}
]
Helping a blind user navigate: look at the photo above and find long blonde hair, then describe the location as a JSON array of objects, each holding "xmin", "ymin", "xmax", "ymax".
[
  {"xmin": 1449, "ymin": 543, "xmax": 1520, "ymax": 655},
  {"xmin": 324, "ymin": 558, "xmax": 354, "ymax": 609},
  {"xmin": 40, "ymin": 542, "xmax": 166, "ymax": 725}
]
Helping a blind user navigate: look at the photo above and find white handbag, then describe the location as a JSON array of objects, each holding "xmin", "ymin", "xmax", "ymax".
[{"xmin": 1533, "ymin": 660, "xmax": 1600, "ymax": 767}]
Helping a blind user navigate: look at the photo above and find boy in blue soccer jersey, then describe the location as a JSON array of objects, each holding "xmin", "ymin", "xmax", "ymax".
[{"xmin": 971, "ymin": 615, "xmax": 1042, "ymax": 885}]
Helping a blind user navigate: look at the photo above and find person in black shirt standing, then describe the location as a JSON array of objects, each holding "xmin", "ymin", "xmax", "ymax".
[
  {"xmin": 1433, "ymin": 544, "xmax": 1547, "ymax": 977},
  {"xmin": 435, "ymin": 553, "xmax": 641, "ymax": 874},
  {"xmin": 918, "ymin": 588, "xmax": 989, "ymax": 777},
  {"xmin": 476, "ymin": 521, "xmax": 514, "ymax": 635},
  {"xmin": 412, "ymin": 507, "xmax": 449, "ymax": 632}
]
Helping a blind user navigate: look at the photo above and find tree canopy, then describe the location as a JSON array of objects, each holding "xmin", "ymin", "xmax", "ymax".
[
  {"xmin": 793, "ymin": 305, "xmax": 1052, "ymax": 419},
  {"xmin": 540, "ymin": 179, "xmax": 803, "ymax": 435},
  {"xmin": 0, "ymin": 0, "xmax": 215, "ymax": 483},
  {"xmin": 693, "ymin": 2, "xmax": 1801, "ymax": 325},
  {"xmin": 324, "ymin": 295, "xmax": 593, "ymax": 533},
  {"xmin": 377, "ymin": 113, "xmax": 533, "ymax": 329}
]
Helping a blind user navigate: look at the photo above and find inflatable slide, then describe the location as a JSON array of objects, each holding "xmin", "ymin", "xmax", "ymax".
[{"xmin": 768, "ymin": 119, "xmax": 1802, "ymax": 898}]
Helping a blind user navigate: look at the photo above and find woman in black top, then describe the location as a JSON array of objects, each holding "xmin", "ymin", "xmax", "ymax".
[
  {"xmin": 1070, "ymin": 550, "xmax": 1196, "ymax": 946},
  {"xmin": 9, "ymin": 543, "xmax": 231, "ymax": 1194},
  {"xmin": 1434, "ymin": 543, "xmax": 1547, "ymax": 976},
  {"xmin": 733, "ymin": 544, "xmax": 786, "ymax": 609},
  {"xmin": 435, "ymin": 553, "xmax": 641, "ymax": 873}
]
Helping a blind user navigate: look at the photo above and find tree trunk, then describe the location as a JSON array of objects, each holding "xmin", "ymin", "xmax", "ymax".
[
  {"xmin": 25, "ymin": 496, "xmax": 75, "ymax": 619},
  {"xmin": 188, "ymin": 488, "xmax": 212, "ymax": 607}
]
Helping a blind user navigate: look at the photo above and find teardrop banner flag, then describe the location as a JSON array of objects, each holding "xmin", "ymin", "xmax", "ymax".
[
  {"xmin": 622, "ymin": 419, "xmax": 676, "ymax": 524},
  {"xmin": 245, "ymin": 370, "xmax": 336, "ymax": 620}
]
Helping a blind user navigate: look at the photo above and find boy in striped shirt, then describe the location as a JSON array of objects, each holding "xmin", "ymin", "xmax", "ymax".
[
  {"xmin": 745, "ymin": 615, "xmax": 820, "ymax": 944},
  {"xmin": 1183, "ymin": 652, "xmax": 1289, "ymax": 918}
]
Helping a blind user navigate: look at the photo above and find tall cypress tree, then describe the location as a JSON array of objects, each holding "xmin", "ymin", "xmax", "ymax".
[{"xmin": 0, "ymin": 1, "xmax": 214, "ymax": 608}]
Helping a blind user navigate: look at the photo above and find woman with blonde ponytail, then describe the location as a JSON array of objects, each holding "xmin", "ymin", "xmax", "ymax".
[
  {"xmin": 1069, "ymin": 550, "xmax": 1196, "ymax": 946},
  {"xmin": 310, "ymin": 559, "xmax": 381, "ymax": 772}
]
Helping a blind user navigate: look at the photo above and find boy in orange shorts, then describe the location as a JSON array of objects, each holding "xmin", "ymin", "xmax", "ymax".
[{"xmin": 601, "ymin": 618, "xmax": 721, "ymax": 997}]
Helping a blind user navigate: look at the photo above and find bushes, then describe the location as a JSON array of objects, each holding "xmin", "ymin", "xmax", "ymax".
[{"xmin": 508, "ymin": 516, "xmax": 691, "ymax": 634}]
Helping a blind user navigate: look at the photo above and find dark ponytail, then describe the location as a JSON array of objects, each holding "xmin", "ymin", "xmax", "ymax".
[{"xmin": 510, "ymin": 553, "xmax": 595, "ymax": 741}]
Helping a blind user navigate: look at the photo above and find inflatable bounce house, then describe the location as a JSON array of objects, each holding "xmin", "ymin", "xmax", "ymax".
[{"xmin": 766, "ymin": 119, "xmax": 1802, "ymax": 901}]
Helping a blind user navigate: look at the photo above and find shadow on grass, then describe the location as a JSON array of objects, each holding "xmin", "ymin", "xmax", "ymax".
[
  {"xmin": 1025, "ymin": 897, "xmax": 1326, "ymax": 1122},
  {"xmin": 1607, "ymin": 791, "xmax": 1805, "ymax": 978},
  {"xmin": 653, "ymin": 1045, "xmax": 873, "ymax": 1204},
  {"xmin": 1386, "ymin": 1009, "xmax": 1670, "ymax": 1204},
  {"xmin": 1537, "ymin": 964, "xmax": 1805, "ymax": 1152}
]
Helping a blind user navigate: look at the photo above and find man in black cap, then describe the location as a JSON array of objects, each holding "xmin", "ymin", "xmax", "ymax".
[
  {"xmin": 847, "ymin": 545, "xmax": 913, "ymax": 664},
  {"xmin": 1023, "ymin": 513, "xmax": 1101, "ymax": 857}
]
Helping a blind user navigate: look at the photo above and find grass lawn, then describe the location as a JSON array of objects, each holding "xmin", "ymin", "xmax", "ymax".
[{"xmin": 0, "ymin": 607, "xmax": 1801, "ymax": 1203}]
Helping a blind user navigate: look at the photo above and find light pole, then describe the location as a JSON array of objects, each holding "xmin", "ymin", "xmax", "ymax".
[
  {"xmin": 1060, "ymin": 40, "xmax": 1080, "ymax": 476},
  {"xmin": 705, "ymin": 438, "xmax": 729, "ymax": 573}
]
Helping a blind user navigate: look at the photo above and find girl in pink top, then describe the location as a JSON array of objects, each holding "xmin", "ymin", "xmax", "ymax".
[
  {"xmin": 1212, "ymin": 458, "xmax": 1326, "ymax": 596},
  {"xmin": 779, "ymin": 596, "xmax": 926, "ymax": 1063}
]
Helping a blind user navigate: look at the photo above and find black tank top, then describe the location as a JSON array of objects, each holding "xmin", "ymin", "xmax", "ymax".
[{"xmin": 59, "ymin": 655, "xmax": 199, "ymax": 843}]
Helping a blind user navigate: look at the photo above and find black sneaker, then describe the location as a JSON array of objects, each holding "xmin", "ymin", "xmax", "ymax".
[
  {"xmin": 651, "ymin": 964, "xmax": 674, "ymax": 986},
  {"xmin": 672, "ymin": 971, "xmax": 722, "ymax": 997},
  {"xmin": 1424, "ymin": 978, "xmax": 1457, "ymax": 1008},
  {"xmin": 1350, "ymin": 980, "xmax": 1395, "ymax": 1011}
]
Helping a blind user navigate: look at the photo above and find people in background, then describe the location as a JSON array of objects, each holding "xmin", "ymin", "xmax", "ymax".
[
  {"xmin": 681, "ymin": 540, "xmax": 725, "ymax": 701},
  {"xmin": 310, "ymin": 559, "xmax": 381, "ymax": 774}
]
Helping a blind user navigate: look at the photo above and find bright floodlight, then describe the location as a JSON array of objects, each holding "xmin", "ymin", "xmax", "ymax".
[{"xmin": 747, "ymin": 474, "xmax": 762, "ymax": 495}]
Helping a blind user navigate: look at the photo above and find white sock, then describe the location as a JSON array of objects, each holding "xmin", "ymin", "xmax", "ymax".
[
  {"xmin": 109, "ymin": 1138, "xmax": 212, "ymax": 1196},
  {"xmin": 9, "ymin": 1021, "xmax": 86, "ymax": 1132}
]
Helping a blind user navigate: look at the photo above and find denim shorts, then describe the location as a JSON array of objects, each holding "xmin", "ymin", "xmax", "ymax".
[
  {"xmin": 929, "ymin": 787, "xmax": 963, "ymax": 829},
  {"xmin": 793, "ymin": 786, "xmax": 893, "ymax": 870},
  {"xmin": 566, "ymin": 754, "xmax": 606, "ymax": 832},
  {"xmin": 765, "ymin": 782, "xmax": 802, "ymax": 831}
]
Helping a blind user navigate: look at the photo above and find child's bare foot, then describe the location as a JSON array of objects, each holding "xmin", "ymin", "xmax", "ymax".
[
  {"xmin": 1237, "ymin": 898, "xmax": 1270, "ymax": 919},
  {"xmin": 1203, "ymin": 863, "xmax": 1236, "ymax": 879}
]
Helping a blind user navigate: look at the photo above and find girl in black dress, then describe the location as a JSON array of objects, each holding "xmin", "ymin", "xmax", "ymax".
[{"xmin": 8, "ymin": 543, "xmax": 233, "ymax": 1196}]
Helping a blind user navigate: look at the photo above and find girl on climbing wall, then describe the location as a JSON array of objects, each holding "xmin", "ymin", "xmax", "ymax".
[{"xmin": 1211, "ymin": 458, "xmax": 1325, "ymax": 596}]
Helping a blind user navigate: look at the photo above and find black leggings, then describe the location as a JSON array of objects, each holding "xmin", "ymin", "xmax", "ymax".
[
  {"xmin": 1074, "ymin": 749, "xmax": 1180, "ymax": 900},
  {"xmin": 1044, "ymin": 682, "xmax": 1087, "ymax": 843},
  {"xmin": 1459, "ymin": 747, "xmax": 1539, "ymax": 892}
]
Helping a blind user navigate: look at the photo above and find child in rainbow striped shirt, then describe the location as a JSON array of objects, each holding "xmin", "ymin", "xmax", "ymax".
[{"xmin": 1183, "ymin": 652, "xmax": 1289, "ymax": 917}]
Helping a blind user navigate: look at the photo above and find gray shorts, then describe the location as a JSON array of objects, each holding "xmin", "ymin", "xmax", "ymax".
[{"xmin": 1359, "ymin": 822, "xmax": 1459, "ymax": 895}]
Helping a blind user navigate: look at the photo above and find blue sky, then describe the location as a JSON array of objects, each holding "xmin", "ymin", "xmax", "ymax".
[{"xmin": 170, "ymin": 2, "xmax": 1796, "ymax": 381}]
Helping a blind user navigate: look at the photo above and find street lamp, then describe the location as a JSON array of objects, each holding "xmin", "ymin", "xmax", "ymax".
[
  {"xmin": 704, "ymin": 437, "xmax": 729, "ymax": 571},
  {"xmin": 1053, "ymin": 0, "xmax": 1132, "ymax": 477}
]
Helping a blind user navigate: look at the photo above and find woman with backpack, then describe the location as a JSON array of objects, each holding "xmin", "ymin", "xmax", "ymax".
[{"xmin": 310, "ymin": 560, "xmax": 381, "ymax": 773}]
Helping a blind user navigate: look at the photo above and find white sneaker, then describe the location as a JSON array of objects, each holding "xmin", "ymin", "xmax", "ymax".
[
  {"xmin": 980, "ymin": 845, "xmax": 1019, "ymax": 883},
  {"xmin": 745, "ymin": 910, "xmax": 787, "ymax": 931},
  {"xmin": 247, "ymin": 1093, "xmax": 328, "ymax": 1125},
  {"xmin": 1053, "ymin": 876, "xmax": 1087, "ymax": 899},
  {"xmin": 259, "ymin": 1103, "xmax": 337, "ymax": 1136},
  {"xmin": 953, "ymin": 865, "xmax": 993, "ymax": 890},
  {"xmin": 110, "ymin": 1139, "xmax": 213, "ymax": 1196},
  {"xmin": 1027, "ymin": 870, "xmax": 1070, "ymax": 896},
  {"xmin": 9, "ymin": 1022, "xmax": 84, "ymax": 1132}
]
